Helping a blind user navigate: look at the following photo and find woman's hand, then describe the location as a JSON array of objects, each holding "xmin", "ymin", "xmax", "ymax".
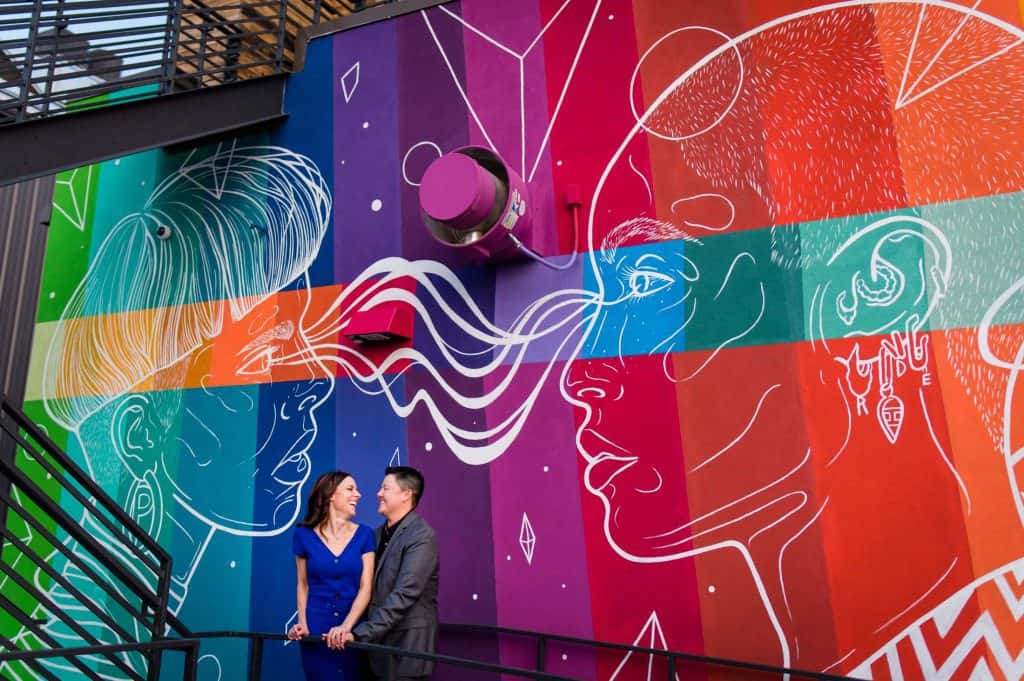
[
  {"xmin": 325, "ymin": 625, "xmax": 350, "ymax": 649},
  {"xmin": 287, "ymin": 622, "xmax": 309, "ymax": 640}
]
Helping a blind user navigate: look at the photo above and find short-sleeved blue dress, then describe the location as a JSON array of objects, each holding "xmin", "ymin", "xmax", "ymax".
[{"xmin": 293, "ymin": 523, "xmax": 376, "ymax": 680}]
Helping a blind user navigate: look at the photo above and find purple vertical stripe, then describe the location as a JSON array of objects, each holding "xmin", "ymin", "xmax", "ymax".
[{"xmin": 333, "ymin": 20, "xmax": 402, "ymax": 283}]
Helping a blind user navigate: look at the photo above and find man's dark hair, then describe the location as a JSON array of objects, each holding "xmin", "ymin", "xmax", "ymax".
[{"xmin": 386, "ymin": 466, "xmax": 425, "ymax": 508}]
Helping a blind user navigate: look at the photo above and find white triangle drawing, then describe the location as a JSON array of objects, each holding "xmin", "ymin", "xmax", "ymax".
[
  {"xmin": 389, "ymin": 447, "xmax": 402, "ymax": 467},
  {"xmin": 895, "ymin": 3, "xmax": 1022, "ymax": 110},
  {"xmin": 178, "ymin": 139, "xmax": 237, "ymax": 200},
  {"xmin": 341, "ymin": 62, "xmax": 361, "ymax": 103},
  {"xmin": 609, "ymin": 611, "xmax": 679, "ymax": 681},
  {"xmin": 53, "ymin": 165, "xmax": 95, "ymax": 232}
]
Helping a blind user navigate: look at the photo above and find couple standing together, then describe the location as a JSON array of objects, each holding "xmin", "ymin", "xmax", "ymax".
[{"xmin": 288, "ymin": 466, "xmax": 440, "ymax": 681}]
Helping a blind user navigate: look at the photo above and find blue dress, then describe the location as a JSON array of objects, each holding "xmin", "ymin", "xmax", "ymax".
[{"xmin": 293, "ymin": 523, "xmax": 376, "ymax": 680}]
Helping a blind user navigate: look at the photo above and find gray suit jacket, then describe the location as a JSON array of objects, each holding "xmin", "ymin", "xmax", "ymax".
[{"xmin": 353, "ymin": 511, "xmax": 439, "ymax": 678}]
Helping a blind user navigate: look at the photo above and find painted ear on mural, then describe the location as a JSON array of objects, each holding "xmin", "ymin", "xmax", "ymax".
[
  {"xmin": 108, "ymin": 392, "xmax": 178, "ymax": 485},
  {"xmin": 812, "ymin": 217, "xmax": 951, "ymax": 344}
]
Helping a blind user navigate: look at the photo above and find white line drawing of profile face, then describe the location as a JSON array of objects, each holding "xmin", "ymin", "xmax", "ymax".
[
  {"xmin": 40, "ymin": 144, "xmax": 333, "ymax": 605},
  {"xmin": 561, "ymin": 0, "xmax": 1024, "ymax": 671}
]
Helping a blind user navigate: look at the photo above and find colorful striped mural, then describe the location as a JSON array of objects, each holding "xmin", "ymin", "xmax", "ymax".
[{"xmin": 4, "ymin": 1, "xmax": 1024, "ymax": 679}]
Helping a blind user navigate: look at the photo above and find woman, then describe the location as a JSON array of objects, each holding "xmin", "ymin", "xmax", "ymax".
[{"xmin": 288, "ymin": 471, "xmax": 376, "ymax": 679}]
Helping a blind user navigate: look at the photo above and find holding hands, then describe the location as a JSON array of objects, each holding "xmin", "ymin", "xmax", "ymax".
[{"xmin": 325, "ymin": 626, "xmax": 354, "ymax": 649}]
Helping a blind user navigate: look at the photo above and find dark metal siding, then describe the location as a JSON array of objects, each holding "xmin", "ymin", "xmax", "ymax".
[
  {"xmin": 0, "ymin": 175, "xmax": 52, "ymax": 538},
  {"xmin": 0, "ymin": 175, "xmax": 53, "ymax": 403}
]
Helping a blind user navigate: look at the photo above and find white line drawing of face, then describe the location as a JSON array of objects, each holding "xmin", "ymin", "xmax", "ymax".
[
  {"xmin": 43, "ymin": 144, "xmax": 333, "ymax": 539},
  {"xmin": 2, "ymin": 145, "xmax": 335, "ymax": 681},
  {"xmin": 560, "ymin": 0, "xmax": 1024, "ymax": 673}
]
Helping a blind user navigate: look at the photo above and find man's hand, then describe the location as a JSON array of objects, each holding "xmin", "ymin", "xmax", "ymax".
[{"xmin": 339, "ymin": 631, "xmax": 355, "ymax": 649}]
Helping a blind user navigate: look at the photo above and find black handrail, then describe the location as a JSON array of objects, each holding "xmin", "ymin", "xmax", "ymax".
[
  {"xmin": 0, "ymin": 400, "xmax": 170, "ymax": 562},
  {"xmin": 188, "ymin": 630, "xmax": 580, "ymax": 681},
  {"xmin": 0, "ymin": 394, "xmax": 188, "ymax": 680},
  {"xmin": 185, "ymin": 629, "xmax": 865, "ymax": 681},
  {"xmin": 0, "ymin": 412, "xmax": 175, "ymax": 619},
  {"xmin": 0, "ymin": 638, "xmax": 202, "ymax": 681},
  {"xmin": 439, "ymin": 622, "xmax": 866, "ymax": 681}
]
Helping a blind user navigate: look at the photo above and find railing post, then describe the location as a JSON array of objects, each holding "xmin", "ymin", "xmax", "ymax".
[
  {"xmin": 17, "ymin": 0, "xmax": 44, "ymax": 122},
  {"xmin": 147, "ymin": 647, "xmax": 163, "ymax": 681},
  {"xmin": 248, "ymin": 637, "xmax": 264, "ymax": 681},
  {"xmin": 536, "ymin": 635, "xmax": 546, "ymax": 671},
  {"xmin": 276, "ymin": 0, "xmax": 288, "ymax": 72},
  {"xmin": 197, "ymin": 11, "xmax": 210, "ymax": 88},
  {"xmin": 162, "ymin": 0, "xmax": 183, "ymax": 95},
  {"xmin": 667, "ymin": 654, "xmax": 677, "ymax": 681},
  {"xmin": 182, "ymin": 641, "xmax": 199, "ymax": 681},
  {"xmin": 40, "ymin": 0, "xmax": 68, "ymax": 118}
]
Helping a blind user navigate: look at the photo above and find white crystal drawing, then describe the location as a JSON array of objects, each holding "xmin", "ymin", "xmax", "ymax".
[
  {"xmin": 519, "ymin": 512, "xmax": 536, "ymax": 565},
  {"xmin": 341, "ymin": 62, "xmax": 360, "ymax": 103}
]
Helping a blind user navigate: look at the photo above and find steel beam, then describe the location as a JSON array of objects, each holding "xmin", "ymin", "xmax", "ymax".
[{"xmin": 0, "ymin": 74, "xmax": 288, "ymax": 187}]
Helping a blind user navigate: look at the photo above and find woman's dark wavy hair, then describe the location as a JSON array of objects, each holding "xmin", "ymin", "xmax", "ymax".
[{"xmin": 298, "ymin": 471, "xmax": 353, "ymax": 529}]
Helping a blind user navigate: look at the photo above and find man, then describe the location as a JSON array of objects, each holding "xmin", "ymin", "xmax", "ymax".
[{"xmin": 341, "ymin": 466, "xmax": 439, "ymax": 680}]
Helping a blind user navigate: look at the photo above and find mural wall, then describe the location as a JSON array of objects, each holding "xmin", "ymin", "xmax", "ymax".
[{"xmin": 4, "ymin": 0, "xmax": 1024, "ymax": 679}]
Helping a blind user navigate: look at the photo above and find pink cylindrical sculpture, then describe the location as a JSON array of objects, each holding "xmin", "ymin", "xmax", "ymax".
[{"xmin": 418, "ymin": 147, "xmax": 533, "ymax": 261}]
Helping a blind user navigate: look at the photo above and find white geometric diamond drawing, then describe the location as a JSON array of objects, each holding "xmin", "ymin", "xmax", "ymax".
[
  {"xmin": 341, "ymin": 62, "xmax": 360, "ymax": 103},
  {"xmin": 519, "ymin": 512, "xmax": 536, "ymax": 565},
  {"xmin": 177, "ymin": 140, "xmax": 237, "ymax": 200},
  {"xmin": 389, "ymin": 447, "xmax": 401, "ymax": 467},
  {"xmin": 52, "ymin": 165, "xmax": 95, "ymax": 232},
  {"xmin": 609, "ymin": 611, "xmax": 679, "ymax": 681}
]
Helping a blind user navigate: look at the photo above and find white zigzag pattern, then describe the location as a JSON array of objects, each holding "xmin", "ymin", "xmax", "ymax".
[
  {"xmin": 853, "ymin": 560, "xmax": 1024, "ymax": 681},
  {"xmin": 908, "ymin": 610, "xmax": 1024, "ymax": 681}
]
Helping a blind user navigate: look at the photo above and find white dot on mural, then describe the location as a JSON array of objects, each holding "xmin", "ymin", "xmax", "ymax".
[
  {"xmin": 140, "ymin": 181, "xmax": 146, "ymax": 187},
  {"xmin": 608, "ymin": 14, "xmax": 614, "ymax": 20},
  {"xmin": 230, "ymin": 561, "xmax": 237, "ymax": 569},
  {"xmin": 543, "ymin": 465, "xmax": 550, "ymax": 473},
  {"xmin": 708, "ymin": 585, "xmax": 716, "ymax": 593},
  {"xmin": 45, "ymin": 473, "xmax": 52, "ymax": 480},
  {"xmin": 472, "ymin": 593, "xmax": 478, "ymax": 601},
  {"xmin": 556, "ymin": 160, "xmax": 563, "ymax": 166},
  {"xmin": 114, "ymin": 159, "xmax": 121, "ymax": 166},
  {"xmin": 561, "ymin": 583, "xmax": 566, "ymax": 589},
  {"xmin": 48, "ymin": 291, "xmax": 56, "ymax": 299},
  {"xmin": 352, "ymin": 432, "xmax": 357, "ymax": 437},
  {"xmin": 506, "ymin": 555, "xmax": 511, "ymax": 561},
  {"xmin": 425, "ymin": 442, "xmax": 433, "ymax": 452},
  {"xmin": 341, "ymin": 160, "xmax": 346, "ymax": 165},
  {"xmin": 561, "ymin": 654, "xmax": 568, "ymax": 661},
  {"xmin": 362, "ymin": 121, "xmax": 370, "ymax": 129},
  {"xmin": 371, "ymin": 199, "xmax": 383, "ymax": 212}
]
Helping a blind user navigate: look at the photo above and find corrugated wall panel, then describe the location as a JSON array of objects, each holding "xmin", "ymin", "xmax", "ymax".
[
  {"xmin": 0, "ymin": 175, "xmax": 52, "ymax": 537},
  {"xmin": 0, "ymin": 176, "xmax": 52, "ymax": 404}
]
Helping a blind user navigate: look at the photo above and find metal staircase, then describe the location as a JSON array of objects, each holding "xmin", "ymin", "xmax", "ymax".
[{"xmin": 0, "ymin": 394, "xmax": 190, "ymax": 680}]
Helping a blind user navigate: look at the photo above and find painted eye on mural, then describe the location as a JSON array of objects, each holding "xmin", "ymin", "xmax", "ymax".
[{"xmin": 626, "ymin": 270, "xmax": 675, "ymax": 299}]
